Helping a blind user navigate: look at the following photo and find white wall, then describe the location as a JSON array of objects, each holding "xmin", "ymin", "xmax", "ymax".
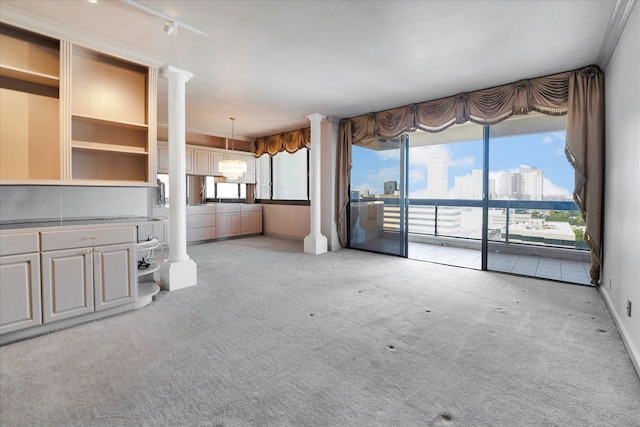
[
  {"xmin": 262, "ymin": 204, "xmax": 310, "ymax": 240},
  {"xmin": 0, "ymin": 186, "xmax": 150, "ymax": 222},
  {"xmin": 601, "ymin": 3, "xmax": 639, "ymax": 373}
]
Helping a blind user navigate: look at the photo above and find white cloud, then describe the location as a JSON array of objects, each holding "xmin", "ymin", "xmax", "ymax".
[
  {"xmin": 541, "ymin": 136, "xmax": 553, "ymax": 144},
  {"xmin": 376, "ymin": 149, "xmax": 400, "ymax": 161},
  {"xmin": 449, "ymin": 156, "xmax": 474, "ymax": 167},
  {"xmin": 543, "ymin": 178, "xmax": 571, "ymax": 197}
]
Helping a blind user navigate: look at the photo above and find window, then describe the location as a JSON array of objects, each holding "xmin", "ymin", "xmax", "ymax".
[
  {"xmin": 271, "ymin": 149, "xmax": 309, "ymax": 201},
  {"xmin": 205, "ymin": 177, "xmax": 245, "ymax": 201}
]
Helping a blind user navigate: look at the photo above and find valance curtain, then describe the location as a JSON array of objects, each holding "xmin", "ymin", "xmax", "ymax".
[
  {"xmin": 254, "ymin": 127, "xmax": 311, "ymax": 157},
  {"xmin": 336, "ymin": 65, "xmax": 604, "ymax": 285}
]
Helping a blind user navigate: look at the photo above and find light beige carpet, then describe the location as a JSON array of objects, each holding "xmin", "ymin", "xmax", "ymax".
[{"xmin": 1, "ymin": 236, "xmax": 638, "ymax": 426}]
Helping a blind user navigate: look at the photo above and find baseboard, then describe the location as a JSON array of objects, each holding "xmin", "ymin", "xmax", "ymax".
[
  {"xmin": 263, "ymin": 231, "xmax": 305, "ymax": 241},
  {"xmin": 599, "ymin": 287, "xmax": 640, "ymax": 379}
]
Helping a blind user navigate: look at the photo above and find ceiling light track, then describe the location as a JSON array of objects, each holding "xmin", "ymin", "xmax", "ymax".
[{"xmin": 120, "ymin": 0, "xmax": 208, "ymax": 37}]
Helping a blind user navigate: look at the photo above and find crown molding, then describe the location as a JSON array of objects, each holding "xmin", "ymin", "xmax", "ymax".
[
  {"xmin": 597, "ymin": 0, "xmax": 637, "ymax": 70},
  {"xmin": 0, "ymin": 4, "xmax": 167, "ymax": 68},
  {"xmin": 157, "ymin": 123, "xmax": 255, "ymax": 143}
]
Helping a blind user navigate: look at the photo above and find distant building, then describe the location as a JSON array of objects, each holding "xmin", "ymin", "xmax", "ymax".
[
  {"xmin": 384, "ymin": 181, "xmax": 398, "ymax": 195},
  {"xmin": 426, "ymin": 151, "xmax": 448, "ymax": 198},
  {"xmin": 454, "ymin": 169, "xmax": 483, "ymax": 199},
  {"xmin": 519, "ymin": 167, "xmax": 543, "ymax": 200},
  {"xmin": 496, "ymin": 167, "xmax": 543, "ymax": 200}
]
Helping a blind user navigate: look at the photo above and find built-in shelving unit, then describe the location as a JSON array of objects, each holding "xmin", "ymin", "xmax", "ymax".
[
  {"xmin": 71, "ymin": 46, "xmax": 150, "ymax": 182},
  {"xmin": 135, "ymin": 237, "xmax": 161, "ymax": 309},
  {"xmin": 0, "ymin": 23, "xmax": 60, "ymax": 181},
  {"xmin": 0, "ymin": 21, "xmax": 157, "ymax": 186}
]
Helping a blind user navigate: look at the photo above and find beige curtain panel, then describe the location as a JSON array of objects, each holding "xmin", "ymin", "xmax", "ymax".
[
  {"xmin": 336, "ymin": 65, "xmax": 604, "ymax": 285},
  {"xmin": 254, "ymin": 127, "xmax": 311, "ymax": 157}
]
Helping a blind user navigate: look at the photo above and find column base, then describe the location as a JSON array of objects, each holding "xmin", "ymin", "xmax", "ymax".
[
  {"xmin": 304, "ymin": 234, "xmax": 328, "ymax": 255},
  {"xmin": 158, "ymin": 258, "xmax": 197, "ymax": 291}
]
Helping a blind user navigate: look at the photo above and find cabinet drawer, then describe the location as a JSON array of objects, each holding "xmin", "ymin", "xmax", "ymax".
[
  {"xmin": 186, "ymin": 227, "xmax": 216, "ymax": 242},
  {"xmin": 0, "ymin": 232, "xmax": 39, "ymax": 256},
  {"xmin": 216, "ymin": 204, "xmax": 240, "ymax": 214},
  {"xmin": 186, "ymin": 214, "xmax": 216, "ymax": 229},
  {"xmin": 153, "ymin": 207, "xmax": 169, "ymax": 218},
  {"xmin": 41, "ymin": 226, "xmax": 135, "ymax": 251},
  {"xmin": 187, "ymin": 205, "xmax": 216, "ymax": 215},
  {"xmin": 240, "ymin": 204, "xmax": 262, "ymax": 213}
]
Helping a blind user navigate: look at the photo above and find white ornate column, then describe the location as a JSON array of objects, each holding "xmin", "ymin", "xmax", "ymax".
[
  {"xmin": 158, "ymin": 66, "xmax": 197, "ymax": 291},
  {"xmin": 304, "ymin": 113, "xmax": 328, "ymax": 255}
]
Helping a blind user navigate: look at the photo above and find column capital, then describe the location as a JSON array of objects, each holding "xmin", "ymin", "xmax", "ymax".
[
  {"xmin": 161, "ymin": 65, "xmax": 194, "ymax": 82},
  {"xmin": 306, "ymin": 113, "xmax": 326, "ymax": 123}
]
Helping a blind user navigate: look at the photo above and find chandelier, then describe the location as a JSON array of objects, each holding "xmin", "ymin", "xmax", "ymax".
[{"xmin": 218, "ymin": 117, "xmax": 247, "ymax": 180}]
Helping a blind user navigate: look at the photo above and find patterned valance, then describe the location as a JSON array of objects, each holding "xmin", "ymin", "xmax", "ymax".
[
  {"xmin": 254, "ymin": 127, "xmax": 311, "ymax": 157},
  {"xmin": 342, "ymin": 70, "xmax": 575, "ymax": 144}
]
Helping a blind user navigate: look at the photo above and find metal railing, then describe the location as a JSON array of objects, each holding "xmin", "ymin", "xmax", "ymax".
[{"xmin": 354, "ymin": 197, "xmax": 587, "ymax": 251}]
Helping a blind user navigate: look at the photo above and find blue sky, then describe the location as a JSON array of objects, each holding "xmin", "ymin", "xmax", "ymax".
[{"xmin": 351, "ymin": 130, "xmax": 574, "ymax": 199}]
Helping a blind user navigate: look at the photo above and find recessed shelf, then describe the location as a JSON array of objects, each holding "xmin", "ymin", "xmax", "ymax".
[
  {"xmin": 137, "ymin": 262, "xmax": 160, "ymax": 277},
  {"xmin": 72, "ymin": 113, "xmax": 148, "ymax": 130},
  {"xmin": 72, "ymin": 140, "xmax": 148, "ymax": 155},
  {"xmin": 0, "ymin": 64, "xmax": 59, "ymax": 87},
  {"xmin": 135, "ymin": 280, "xmax": 160, "ymax": 309}
]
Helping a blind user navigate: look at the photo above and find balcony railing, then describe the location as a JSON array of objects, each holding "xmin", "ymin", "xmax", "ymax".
[{"xmin": 352, "ymin": 197, "xmax": 588, "ymax": 253}]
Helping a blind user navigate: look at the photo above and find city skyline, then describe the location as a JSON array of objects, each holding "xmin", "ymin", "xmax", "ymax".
[{"xmin": 351, "ymin": 130, "xmax": 574, "ymax": 200}]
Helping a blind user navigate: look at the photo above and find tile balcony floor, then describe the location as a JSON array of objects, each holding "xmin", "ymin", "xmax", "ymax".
[{"xmin": 408, "ymin": 242, "xmax": 592, "ymax": 286}]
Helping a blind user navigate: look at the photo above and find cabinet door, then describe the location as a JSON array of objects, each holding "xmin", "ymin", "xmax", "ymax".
[
  {"xmin": 242, "ymin": 170, "xmax": 256, "ymax": 184},
  {"xmin": 240, "ymin": 212, "xmax": 253, "ymax": 235},
  {"xmin": 193, "ymin": 149, "xmax": 211, "ymax": 175},
  {"xmin": 157, "ymin": 143, "xmax": 169, "ymax": 173},
  {"xmin": 94, "ymin": 243, "xmax": 136, "ymax": 311},
  {"xmin": 211, "ymin": 152, "xmax": 225, "ymax": 176},
  {"xmin": 216, "ymin": 213, "xmax": 230, "ymax": 238},
  {"xmin": 252, "ymin": 211, "xmax": 263, "ymax": 234},
  {"xmin": 229, "ymin": 213, "xmax": 241, "ymax": 236},
  {"xmin": 42, "ymin": 248, "xmax": 94, "ymax": 323},
  {"xmin": 0, "ymin": 253, "xmax": 42, "ymax": 334},
  {"xmin": 185, "ymin": 148, "xmax": 194, "ymax": 174}
]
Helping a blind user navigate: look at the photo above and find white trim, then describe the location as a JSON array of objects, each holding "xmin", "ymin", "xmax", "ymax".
[
  {"xmin": 0, "ymin": 4, "xmax": 166, "ymax": 68},
  {"xmin": 597, "ymin": 0, "xmax": 638, "ymax": 69},
  {"xmin": 599, "ymin": 286, "xmax": 640, "ymax": 379}
]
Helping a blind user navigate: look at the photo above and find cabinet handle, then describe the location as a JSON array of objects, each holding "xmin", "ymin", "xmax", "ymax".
[
  {"xmin": 91, "ymin": 236, "xmax": 96, "ymax": 240},
  {"xmin": 87, "ymin": 249, "xmax": 91, "ymax": 254}
]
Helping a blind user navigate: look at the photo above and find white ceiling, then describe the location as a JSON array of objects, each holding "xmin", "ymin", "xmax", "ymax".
[{"xmin": 1, "ymin": 0, "xmax": 619, "ymax": 141}]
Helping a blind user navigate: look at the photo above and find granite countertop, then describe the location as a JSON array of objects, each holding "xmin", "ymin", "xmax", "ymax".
[{"xmin": 0, "ymin": 216, "xmax": 163, "ymax": 232}]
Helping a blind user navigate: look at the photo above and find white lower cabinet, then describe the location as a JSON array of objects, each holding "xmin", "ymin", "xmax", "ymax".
[
  {"xmin": 240, "ymin": 205, "xmax": 263, "ymax": 235},
  {"xmin": 0, "ymin": 252, "xmax": 42, "ymax": 334},
  {"xmin": 0, "ymin": 225, "xmax": 137, "ymax": 342},
  {"xmin": 93, "ymin": 243, "xmax": 136, "ymax": 311},
  {"xmin": 41, "ymin": 242, "xmax": 136, "ymax": 323},
  {"xmin": 41, "ymin": 247, "xmax": 94, "ymax": 323},
  {"xmin": 217, "ymin": 212, "xmax": 241, "ymax": 238}
]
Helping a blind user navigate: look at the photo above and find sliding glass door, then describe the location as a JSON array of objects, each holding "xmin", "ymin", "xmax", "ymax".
[
  {"xmin": 347, "ymin": 113, "xmax": 591, "ymax": 285},
  {"xmin": 349, "ymin": 135, "xmax": 407, "ymax": 257},
  {"xmin": 406, "ymin": 123, "xmax": 484, "ymax": 268}
]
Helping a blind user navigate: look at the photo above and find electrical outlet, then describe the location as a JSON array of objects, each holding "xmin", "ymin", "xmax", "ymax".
[{"xmin": 627, "ymin": 300, "xmax": 632, "ymax": 317}]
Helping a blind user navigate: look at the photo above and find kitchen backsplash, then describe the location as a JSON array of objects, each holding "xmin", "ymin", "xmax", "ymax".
[{"xmin": 0, "ymin": 186, "xmax": 151, "ymax": 222}]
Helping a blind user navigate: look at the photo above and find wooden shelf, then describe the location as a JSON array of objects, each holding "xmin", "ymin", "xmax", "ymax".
[
  {"xmin": 0, "ymin": 64, "xmax": 59, "ymax": 87},
  {"xmin": 72, "ymin": 113, "xmax": 148, "ymax": 130},
  {"xmin": 72, "ymin": 140, "xmax": 148, "ymax": 155}
]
